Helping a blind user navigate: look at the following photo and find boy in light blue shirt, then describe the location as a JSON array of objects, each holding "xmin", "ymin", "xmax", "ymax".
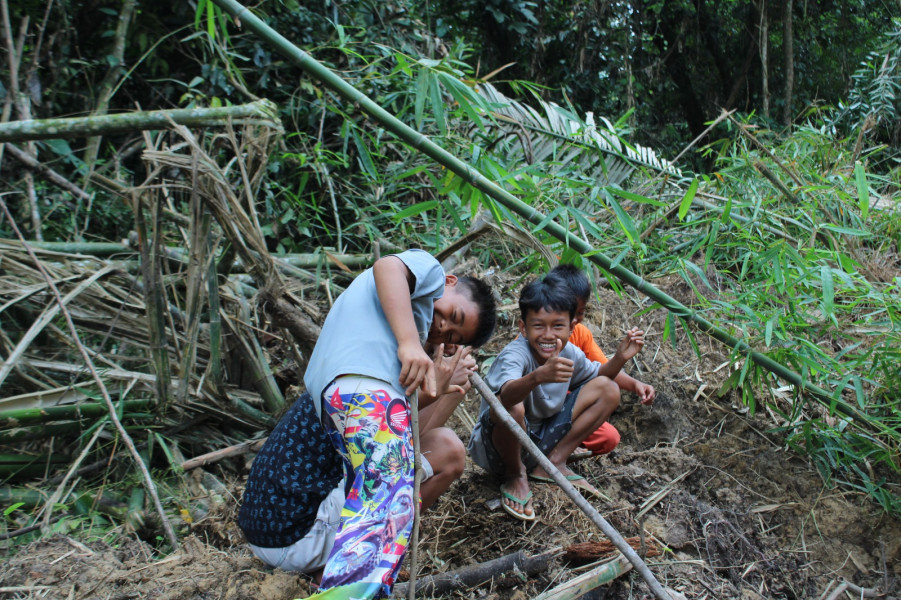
[{"xmin": 239, "ymin": 249, "xmax": 496, "ymax": 599}]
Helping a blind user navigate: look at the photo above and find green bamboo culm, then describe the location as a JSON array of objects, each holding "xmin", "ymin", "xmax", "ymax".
[
  {"xmin": 211, "ymin": 0, "xmax": 869, "ymax": 430},
  {"xmin": 0, "ymin": 100, "xmax": 280, "ymax": 143}
]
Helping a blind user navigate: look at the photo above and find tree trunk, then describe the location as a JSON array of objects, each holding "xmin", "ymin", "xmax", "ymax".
[
  {"xmin": 82, "ymin": 0, "xmax": 137, "ymax": 178},
  {"xmin": 759, "ymin": 0, "xmax": 770, "ymax": 119},
  {"xmin": 783, "ymin": 0, "xmax": 794, "ymax": 125}
]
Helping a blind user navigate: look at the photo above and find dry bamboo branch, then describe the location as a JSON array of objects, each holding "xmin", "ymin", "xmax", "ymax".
[
  {"xmin": 392, "ymin": 548, "xmax": 561, "ymax": 597},
  {"xmin": 469, "ymin": 372, "xmax": 673, "ymax": 600},
  {"xmin": 4, "ymin": 143, "xmax": 91, "ymax": 200},
  {"xmin": 0, "ymin": 197, "xmax": 179, "ymax": 550},
  {"xmin": 180, "ymin": 438, "xmax": 266, "ymax": 471},
  {"xmin": 532, "ymin": 554, "xmax": 632, "ymax": 600}
]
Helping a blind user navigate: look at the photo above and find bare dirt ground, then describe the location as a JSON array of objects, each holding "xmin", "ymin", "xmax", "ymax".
[{"xmin": 2, "ymin": 274, "xmax": 899, "ymax": 599}]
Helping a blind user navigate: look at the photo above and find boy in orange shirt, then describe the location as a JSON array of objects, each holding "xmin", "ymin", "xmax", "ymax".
[{"xmin": 550, "ymin": 264, "xmax": 655, "ymax": 457}]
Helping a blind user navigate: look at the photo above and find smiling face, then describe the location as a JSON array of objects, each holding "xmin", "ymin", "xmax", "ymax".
[
  {"xmin": 519, "ymin": 306, "xmax": 573, "ymax": 364},
  {"xmin": 427, "ymin": 276, "xmax": 481, "ymax": 351}
]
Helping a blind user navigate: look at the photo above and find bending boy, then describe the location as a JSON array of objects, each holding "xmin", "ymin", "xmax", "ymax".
[
  {"xmin": 238, "ymin": 249, "xmax": 495, "ymax": 599},
  {"xmin": 468, "ymin": 273, "xmax": 643, "ymax": 521}
]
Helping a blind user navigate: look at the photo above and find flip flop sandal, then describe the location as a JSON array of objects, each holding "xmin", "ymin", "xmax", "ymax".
[{"xmin": 500, "ymin": 485, "xmax": 537, "ymax": 521}]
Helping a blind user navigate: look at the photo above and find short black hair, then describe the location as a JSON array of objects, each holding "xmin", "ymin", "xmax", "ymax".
[
  {"xmin": 519, "ymin": 274, "xmax": 578, "ymax": 321},
  {"xmin": 549, "ymin": 263, "xmax": 590, "ymax": 302},
  {"xmin": 456, "ymin": 275, "xmax": 497, "ymax": 347}
]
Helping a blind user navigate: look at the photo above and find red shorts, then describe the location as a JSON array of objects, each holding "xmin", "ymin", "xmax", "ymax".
[{"xmin": 581, "ymin": 421, "xmax": 620, "ymax": 454}]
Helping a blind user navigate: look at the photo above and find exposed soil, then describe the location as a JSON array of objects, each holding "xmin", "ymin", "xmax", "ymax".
[{"xmin": 2, "ymin": 274, "xmax": 899, "ymax": 599}]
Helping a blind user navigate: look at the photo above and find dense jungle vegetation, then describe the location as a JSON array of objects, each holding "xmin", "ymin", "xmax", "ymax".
[{"xmin": 0, "ymin": 0, "xmax": 899, "ymax": 571}]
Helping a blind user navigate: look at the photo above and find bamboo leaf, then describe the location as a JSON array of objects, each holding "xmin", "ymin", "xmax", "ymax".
[
  {"xmin": 678, "ymin": 178, "xmax": 700, "ymax": 221},
  {"xmin": 607, "ymin": 187, "xmax": 668, "ymax": 207},
  {"xmin": 394, "ymin": 201, "xmax": 440, "ymax": 221},
  {"xmin": 821, "ymin": 266, "xmax": 835, "ymax": 320},
  {"xmin": 605, "ymin": 193, "xmax": 638, "ymax": 244},
  {"xmin": 854, "ymin": 161, "xmax": 870, "ymax": 220}
]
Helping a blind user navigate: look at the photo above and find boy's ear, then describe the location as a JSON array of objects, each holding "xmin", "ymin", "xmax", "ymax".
[
  {"xmin": 444, "ymin": 274, "xmax": 458, "ymax": 286},
  {"xmin": 518, "ymin": 319, "xmax": 526, "ymax": 336}
]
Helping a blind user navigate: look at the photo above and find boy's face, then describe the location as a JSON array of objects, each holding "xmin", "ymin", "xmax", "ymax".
[
  {"xmin": 573, "ymin": 298, "xmax": 587, "ymax": 325},
  {"xmin": 428, "ymin": 276, "xmax": 480, "ymax": 350},
  {"xmin": 519, "ymin": 307, "xmax": 573, "ymax": 364}
]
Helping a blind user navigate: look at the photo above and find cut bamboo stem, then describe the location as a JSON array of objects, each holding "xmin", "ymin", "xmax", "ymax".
[
  {"xmin": 0, "ymin": 100, "xmax": 280, "ymax": 143},
  {"xmin": 532, "ymin": 554, "xmax": 632, "ymax": 600},
  {"xmin": 469, "ymin": 373, "xmax": 673, "ymax": 600}
]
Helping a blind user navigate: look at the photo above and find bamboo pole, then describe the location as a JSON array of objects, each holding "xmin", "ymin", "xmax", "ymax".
[
  {"xmin": 0, "ymin": 99, "xmax": 280, "ymax": 143},
  {"xmin": 211, "ymin": 0, "xmax": 866, "ymax": 425},
  {"xmin": 468, "ymin": 373, "xmax": 674, "ymax": 600}
]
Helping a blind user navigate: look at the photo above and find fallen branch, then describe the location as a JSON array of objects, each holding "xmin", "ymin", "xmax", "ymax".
[
  {"xmin": 823, "ymin": 580, "xmax": 883, "ymax": 600},
  {"xmin": 393, "ymin": 547, "xmax": 561, "ymax": 598},
  {"xmin": 533, "ymin": 554, "xmax": 632, "ymax": 600},
  {"xmin": 180, "ymin": 438, "xmax": 266, "ymax": 472},
  {"xmin": 4, "ymin": 143, "xmax": 90, "ymax": 200},
  {"xmin": 469, "ymin": 372, "xmax": 673, "ymax": 600}
]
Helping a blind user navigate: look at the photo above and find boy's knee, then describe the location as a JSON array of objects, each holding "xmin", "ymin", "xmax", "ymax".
[
  {"xmin": 587, "ymin": 376, "xmax": 620, "ymax": 410},
  {"xmin": 426, "ymin": 428, "xmax": 465, "ymax": 477}
]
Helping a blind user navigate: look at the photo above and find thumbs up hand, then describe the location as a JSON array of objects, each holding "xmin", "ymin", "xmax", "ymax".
[{"xmin": 538, "ymin": 338, "xmax": 574, "ymax": 383}]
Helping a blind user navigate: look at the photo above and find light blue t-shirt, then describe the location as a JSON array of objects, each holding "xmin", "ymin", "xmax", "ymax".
[
  {"xmin": 481, "ymin": 335, "xmax": 603, "ymax": 421},
  {"xmin": 303, "ymin": 249, "xmax": 445, "ymax": 416}
]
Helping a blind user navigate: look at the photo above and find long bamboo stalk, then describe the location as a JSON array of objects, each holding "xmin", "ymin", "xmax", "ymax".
[
  {"xmin": 0, "ymin": 399, "xmax": 151, "ymax": 427},
  {"xmin": 211, "ymin": 0, "xmax": 865, "ymax": 424},
  {"xmin": 469, "ymin": 373, "xmax": 673, "ymax": 600},
  {"xmin": 0, "ymin": 99, "xmax": 280, "ymax": 143}
]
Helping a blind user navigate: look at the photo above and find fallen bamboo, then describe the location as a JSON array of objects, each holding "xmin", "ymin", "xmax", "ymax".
[
  {"xmin": 0, "ymin": 198, "xmax": 179, "ymax": 550},
  {"xmin": 0, "ymin": 99, "xmax": 280, "ymax": 143},
  {"xmin": 533, "ymin": 554, "xmax": 633, "ymax": 600},
  {"xmin": 392, "ymin": 547, "xmax": 561, "ymax": 598},
  {"xmin": 469, "ymin": 373, "xmax": 672, "ymax": 600}
]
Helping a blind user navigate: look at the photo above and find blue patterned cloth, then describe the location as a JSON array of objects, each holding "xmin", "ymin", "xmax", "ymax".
[{"xmin": 238, "ymin": 392, "xmax": 343, "ymax": 548}]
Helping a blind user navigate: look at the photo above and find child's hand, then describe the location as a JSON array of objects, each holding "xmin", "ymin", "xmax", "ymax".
[
  {"xmin": 398, "ymin": 340, "xmax": 436, "ymax": 398},
  {"xmin": 537, "ymin": 338, "xmax": 574, "ymax": 383},
  {"xmin": 432, "ymin": 344, "xmax": 473, "ymax": 396},
  {"xmin": 633, "ymin": 380, "xmax": 655, "ymax": 405},
  {"xmin": 614, "ymin": 327, "xmax": 645, "ymax": 361}
]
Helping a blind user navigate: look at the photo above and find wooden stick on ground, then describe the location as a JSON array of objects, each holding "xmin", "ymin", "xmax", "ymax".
[
  {"xmin": 180, "ymin": 438, "xmax": 267, "ymax": 472},
  {"xmin": 392, "ymin": 547, "xmax": 561, "ymax": 598},
  {"xmin": 532, "ymin": 554, "xmax": 632, "ymax": 600},
  {"xmin": 469, "ymin": 372, "xmax": 673, "ymax": 600}
]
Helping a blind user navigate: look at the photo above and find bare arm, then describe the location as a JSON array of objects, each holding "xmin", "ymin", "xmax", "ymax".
[{"xmin": 373, "ymin": 256, "xmax": 436, "ymax": 397}]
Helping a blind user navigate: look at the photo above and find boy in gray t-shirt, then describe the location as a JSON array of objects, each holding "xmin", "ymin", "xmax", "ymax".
[{"xmin": 468, "ymin": 272, "xmax": 645, "ymax": 521}]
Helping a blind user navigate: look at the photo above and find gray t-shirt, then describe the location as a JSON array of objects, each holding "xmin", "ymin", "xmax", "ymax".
[
  {"xmin": 482, "ymin": 335, "xmax": 603, "ymax": 421},
  {"xmin": 303, "ymin": 249, "xmax": 445, "ymax": 416}
]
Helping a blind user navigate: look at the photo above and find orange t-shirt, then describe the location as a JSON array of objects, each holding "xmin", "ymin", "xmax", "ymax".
[{"xmin": 569, "ymin": 322, "xmax": 608, "ymax": 364}]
